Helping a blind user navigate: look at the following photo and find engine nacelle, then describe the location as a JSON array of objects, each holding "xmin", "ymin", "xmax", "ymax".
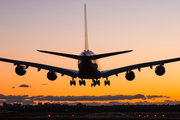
[
  {"xmin": 15, "ymin": 65, "xmax": 26, "ymax": 76},
  {"xmin": 155, "ymin": 65, "xmax": 165, "ymax": 76},
  {"xmin": 47, "ymin": 71, "xmax": 57, "ymax": 81},
  {"xmin": 125, "ymin": 71, "xmax": 135, "ymax": 81}
]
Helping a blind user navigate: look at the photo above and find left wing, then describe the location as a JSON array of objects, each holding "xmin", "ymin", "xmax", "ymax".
[
  {"xmin": 101, "ymin": 57, "xmax": 180, "ymax": 78},
  {"xmin": 0, "ymin": 57, "xmax": 78, "ymax": 78}
]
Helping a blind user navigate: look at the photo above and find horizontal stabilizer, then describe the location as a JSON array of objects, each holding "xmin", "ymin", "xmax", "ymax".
[
  {"xmin": 37, "ymin": 50, "xmax": 132, "ymax": 60},
  {"xmin": 37, "ymin": 50, "xmax": 81, "ymax": 60},
  {"xmin": 90, "ymin": 50, "xmax": 133, "ymax": 60}
]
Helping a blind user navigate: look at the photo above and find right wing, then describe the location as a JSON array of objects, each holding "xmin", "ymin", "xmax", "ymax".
[
  {"xmin": 101, "ymin": 57, "xmax": 180, "ymax": 78},
  {"xmin": 0, "ymin": 57, "xmax": 78, "ymax": 78}
]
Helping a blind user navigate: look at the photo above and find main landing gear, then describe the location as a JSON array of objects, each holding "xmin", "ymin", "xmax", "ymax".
[
  {"xmin": 91, "ymin": 79, "xmax": 100, "ymax": 87},
  {"xmin": 70, "ymin": 78, "xmax": 86, "ymax": 86},
  {"xmin": 70, "ymin": 78, "xmax": 76, "ymax": 86},
  {"xmin": 70, "ymin": 78, "xmax": 110, "ymax": 86},
  {"xmin": 104, "ymin": 78, "xmax": 110, "ymax": 86},
  {"xmin": 79, "ymin": 79, "xmax": 86, "ymax": 86}
]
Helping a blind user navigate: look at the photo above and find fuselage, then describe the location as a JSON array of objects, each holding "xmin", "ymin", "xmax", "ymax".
[{"xmin": 78, "ymin": 50, "xmax": 101, "ymax": 79}]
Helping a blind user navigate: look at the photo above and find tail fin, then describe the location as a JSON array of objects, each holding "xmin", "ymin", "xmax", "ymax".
[{"xmin": 84, "ymin": 4, "xmax": 88, "ymax": 51}]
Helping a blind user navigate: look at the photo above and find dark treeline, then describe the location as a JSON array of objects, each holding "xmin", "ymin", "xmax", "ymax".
[{"xmin": 2, "ymin": 102, "xmax": 180, "ymax": 112}]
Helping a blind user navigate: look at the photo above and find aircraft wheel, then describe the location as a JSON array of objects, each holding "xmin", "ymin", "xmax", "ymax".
[
  {"xmin": 83, "ymin": 80, "xmax": 86, "ymax": 86},
  {"xmin": 79, "ymin": 80, "xmax": 86, "ymax": 86},
  {"xmin": 79, "ymin": 80, "xmax": 82, "ymax": 86},
  {"xmin": 104, "ymin": 80, "xmax": 110, "ymax": 86},
  {"xmin": 97, "ymin": 80, "xmax": 100, "ymax": 86},
  {"xmin": 107, "ymin": 81, "xmax": 110, "ymax": 86},
  {"xmin": 104, "ymin": 81, "xmax": 107, "ymax": 86},
  {"xmin": 91, "ymin": 83, "xmax": 96, "ymax": 87},
  {"xmin": 70, "ymin": 80, "xmax": 76, "ymax": 86}
]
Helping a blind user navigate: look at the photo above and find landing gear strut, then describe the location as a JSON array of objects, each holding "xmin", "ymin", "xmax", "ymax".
[
  {"xmin": 79, "ymin": 79, "xmax": 86, "ymax": 86},
  {"xmin": 70, "ymin": 78, "xmax": 76, "ymax": 86},
  {"xmin": 104, "ymin": 78, "xmax": 110, "ymax": 86},
  {"xmin": 91, "ymin": 79, "xmax": 100, "ymax": 87}
]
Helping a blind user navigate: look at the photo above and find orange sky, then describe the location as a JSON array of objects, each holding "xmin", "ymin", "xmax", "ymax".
[{"xmin": 1, "ymin": 0, "xmax": 180, "ymax": 105}]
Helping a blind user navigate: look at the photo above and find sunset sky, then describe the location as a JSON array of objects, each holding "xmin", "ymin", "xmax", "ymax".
[{"xmin": 1, "ymin": 0, "xmax": 180, "ymax": 105}]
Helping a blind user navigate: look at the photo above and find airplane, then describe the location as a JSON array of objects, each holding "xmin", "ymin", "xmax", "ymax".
[{"xmin": 1, "ymin": 4, "xmax": 180, "ymax": 87}]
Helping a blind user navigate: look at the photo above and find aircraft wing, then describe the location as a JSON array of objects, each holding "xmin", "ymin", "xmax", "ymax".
[
  {"xmin": 0, "ymin": 57, "xmax": 78, "ymax": 78},
  {"xmin": 101, "ymin": 57, "xmax": 180, "ymax": 78}
]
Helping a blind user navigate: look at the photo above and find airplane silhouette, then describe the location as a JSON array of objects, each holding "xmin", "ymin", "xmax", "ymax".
[{"xmin": 1, "ymin": 4, "xmax": 180, "ymax": 87}]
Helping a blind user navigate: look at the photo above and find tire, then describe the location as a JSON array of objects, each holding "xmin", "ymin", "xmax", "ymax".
[
  {"xmin": 97, "ymin": 80, "xmax": 100, "ymax": 86},
  {"xmin": 83, "ymin": 80, "xmax": 86, "ymax": 86}
]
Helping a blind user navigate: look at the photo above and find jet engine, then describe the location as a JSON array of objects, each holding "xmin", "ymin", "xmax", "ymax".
[
  {"xmin": 47, "ymin": 71, "xmax": 57, "ymax": 81},
  {"xmin": 125, "ymin": 71, "xmax": 135, "ymax": 81},
  {"xmin": 15, "ymin": 65, "xmax": 26, "ymax": 76},
  {"xmin": 155, "ymin": 65, "xmax": 165, "ymax": 76}
]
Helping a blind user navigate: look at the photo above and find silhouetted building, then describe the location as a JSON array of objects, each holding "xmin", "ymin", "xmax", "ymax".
[
  {"xmin": 3, "ymin": 102, "xmax": 6, "ymax": 107},
  {"xmin": 38, "ymin": 102, "xmax": 42, "ymax": 106},
  {"xmin": 1, "ymin": 103, "xmax": 180, "ymax": 113},
  {"xmin": 44, "ymin": 103, "xmax": 50, "ymax": 106},
  {"xmin": 13, "ymin": 103, "xmax": 21, "ymax": 107}
]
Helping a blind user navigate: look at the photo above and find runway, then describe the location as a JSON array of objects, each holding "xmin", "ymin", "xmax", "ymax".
[{"xmin": 1, "ymin": 112, "xmax": 180, "ymax": 120}]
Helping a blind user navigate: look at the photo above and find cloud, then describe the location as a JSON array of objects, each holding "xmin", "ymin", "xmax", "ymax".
[
  {"xmin": 0, "ymin": 94, "xmax": 173, "ymax": 105},
  {"xmin": 19, "ymin": 84, "xmax": 31, "ymax": 88},
  {"xmin": 5, "ymin": 99, "xmax": 35, "ymax": 105},
  {"xmin": 0, "ymin": 94, "xmax": 29, "ymax": 99},
  {"xmin": 0, "ymin": 93, "xmax": 170, "ymax": 103},
  {"xmin": 146, "ymin": 95, "xmax": 170, "ymax": 99},
  {"xmin": 42, "ymin": 83, "xmax": 47, "ymax": 85},
  {"xmin": 12, "ymin": 86, "xmax": 15, "ymax": 89},
  {"xmin": 0, "ymin": 94, "xmax": 34, "ymax": 105},
  {"xmin": 34, "ymin": 94, "xmax": 146, "ymax": 101}
]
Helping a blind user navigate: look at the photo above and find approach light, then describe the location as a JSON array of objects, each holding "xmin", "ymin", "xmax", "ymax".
[
  {"xmin": 154, "ymin": 114, "xmax": 157, "ymax": 117},
  {"xmin": 147, "ymin": 115, "xmax": 149, "ymax": 117},
  {"xmin": 72, "ymin": 115, "xmax": 74, "ymax": 117},
  {"xmin": 162, "ymin": 114, "xmax": 164, "ymax": 117},
  {"xmin": 48, "ymin": 115, "xmax": 51, "ymax": 117},
  {"xmin": 139, "ymin": 115, "xmax": 141, "ymax": 117}
]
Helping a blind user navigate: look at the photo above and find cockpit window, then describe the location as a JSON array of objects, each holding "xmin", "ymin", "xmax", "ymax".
[{"xmin": 80, "ymin": 50, "xmax": 95, "ymax": 56}]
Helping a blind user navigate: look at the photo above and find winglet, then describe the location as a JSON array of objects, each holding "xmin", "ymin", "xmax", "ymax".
[{"xmin": 84, "ymin": 4, "xmax": 88, "ymax": 51}]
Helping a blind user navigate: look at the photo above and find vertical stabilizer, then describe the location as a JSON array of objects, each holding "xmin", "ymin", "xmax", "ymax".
[{"xmin": 84, "ymin": 4, "xmax": 88, "ymax": 51}]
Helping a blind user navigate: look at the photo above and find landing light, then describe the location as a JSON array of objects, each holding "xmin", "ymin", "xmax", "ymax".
[
  {"xmin": 139, "ymin": 115, "xmax": 141, "ymax": 117},
  {"xmin": 154, "ymin": 114, "xmax": 156, "ymax": 117},
  {"xmin": 72, "ymin": 115, "xmax": 74, "ymax": 117},
  {"xmin": 162, "ymin": 114, "xmax": 164, "ymax": 117},
  {"xmin": 48, "ymin": 115, "xmax": 51, "ymax": 117}
]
